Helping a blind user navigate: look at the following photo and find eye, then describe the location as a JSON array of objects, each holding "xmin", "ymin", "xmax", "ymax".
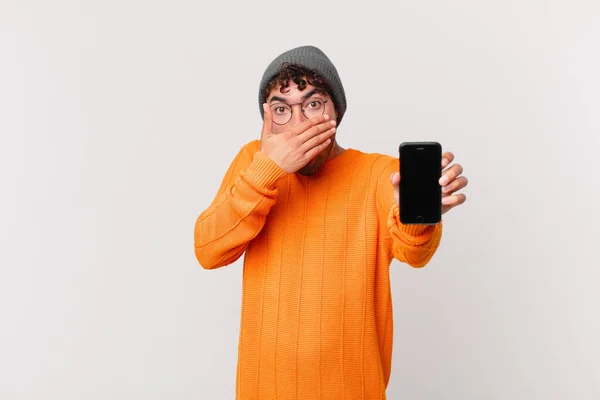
[
  {"xmin": 307, "ymin": 100, "xmax": 323, "ymax": 109},
  {"xmin": 273, "ymin": 106, "xmax": 289, "ymax": 115}
]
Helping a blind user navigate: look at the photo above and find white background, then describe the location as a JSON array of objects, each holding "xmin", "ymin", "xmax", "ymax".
[{"xmin": 1, "ymin": 0, "xmax": 599, "ymax": 399}]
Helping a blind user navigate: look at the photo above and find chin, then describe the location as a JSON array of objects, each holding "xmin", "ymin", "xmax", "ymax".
[
  {"xmin": 297, "ymin": 160, "xmax": 325, "ymax": 176},
  {"xmin": 298, "ymin": 140, "xmax": 334, "ymax": 176}
]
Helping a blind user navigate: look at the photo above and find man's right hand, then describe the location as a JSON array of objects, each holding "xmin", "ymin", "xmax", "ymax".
[{"xmin": 259, "ymin": 103, "xmax": 337, "ymax": 174}]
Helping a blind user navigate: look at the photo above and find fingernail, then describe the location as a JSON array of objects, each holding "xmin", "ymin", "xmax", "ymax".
[
  {"xmin": 263, "ymin": 103, "xmax": 267, "ymax": 111},
  {"xmin": 331, "ymin": 120, "xmax": 336, "ymax": 126},
  {"xmin": 442, "ymin": 158, "xmax": 449, "ymax": 166},
  {"xmin": 439, "ymin": 176, "xmax": 448, "ymax": 185}
]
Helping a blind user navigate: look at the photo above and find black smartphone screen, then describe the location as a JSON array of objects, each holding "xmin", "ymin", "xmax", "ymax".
[{"xmin": 399, "ymin": 142, "xmax": 442, "ymax": 224}]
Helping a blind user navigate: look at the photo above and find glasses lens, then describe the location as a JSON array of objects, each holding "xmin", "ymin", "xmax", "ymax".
[
  {"xmin": 271, "ymin": 104, "xmax": 291, "ymax": 125},
  {"xmin": 303, "ymin": 98, "xmax": 326, "ymax": 119}
]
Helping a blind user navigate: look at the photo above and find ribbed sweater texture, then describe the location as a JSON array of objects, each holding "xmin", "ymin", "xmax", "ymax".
[{"xmin": 194, "ymin": 140, "xmax": 443, "ymax": 399}]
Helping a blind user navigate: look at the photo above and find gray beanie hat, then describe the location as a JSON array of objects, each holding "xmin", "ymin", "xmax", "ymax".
[{"xmin": 258, "ymin": 45, "xmax": 347, "ymax": 126}]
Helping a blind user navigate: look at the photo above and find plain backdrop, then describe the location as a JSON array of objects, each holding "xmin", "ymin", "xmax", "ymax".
[{"xmin": 1, "ymin": 0, "xmax": 599, "ymax": 399}]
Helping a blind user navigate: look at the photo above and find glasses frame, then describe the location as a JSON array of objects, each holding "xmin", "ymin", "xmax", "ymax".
[{"xmin": 269, "ymin": 98, "xmax": 330, "ymax": 125}]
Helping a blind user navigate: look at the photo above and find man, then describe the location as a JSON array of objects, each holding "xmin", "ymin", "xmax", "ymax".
[{"xmin": 194, "ymin": 45, "xmax": 467, "ymax": 400}]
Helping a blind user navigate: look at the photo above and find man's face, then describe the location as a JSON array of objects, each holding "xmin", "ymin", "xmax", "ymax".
[{"xmin": 266, "ymin": 80, "xmax": 338, "ymax": 176}]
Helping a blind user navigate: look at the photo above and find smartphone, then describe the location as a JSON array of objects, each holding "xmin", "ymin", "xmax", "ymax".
[{"xmin": 399, "ymin": 142, "xmax": 442, "ymax": 225}]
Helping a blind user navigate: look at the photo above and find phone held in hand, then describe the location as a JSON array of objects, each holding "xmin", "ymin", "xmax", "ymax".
[{"xmin": 399, "ymin": 142, "xmax": 442, "ymax": 225}]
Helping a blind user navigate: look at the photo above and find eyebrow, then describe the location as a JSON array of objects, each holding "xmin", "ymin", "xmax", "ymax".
[{"xmin": 269, "ymin": 89, "xmax": 325, "ymax": 104}]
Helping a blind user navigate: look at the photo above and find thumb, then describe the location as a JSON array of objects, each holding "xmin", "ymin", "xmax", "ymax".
[{"xmin": 261, "ymin": 103, "xmax": 273, "ymax": 137}]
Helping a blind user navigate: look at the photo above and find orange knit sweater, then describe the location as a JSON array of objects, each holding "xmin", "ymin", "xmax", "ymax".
[{"xmin": 194, "ymin": 140, "xmax": 443, "ymax": 400}]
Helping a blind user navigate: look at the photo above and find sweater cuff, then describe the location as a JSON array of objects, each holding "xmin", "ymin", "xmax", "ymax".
[
  {"xmin": 387, "ymin": 203, "xmax": 438, "ymax": 245},
  {"xmin": 242, "ymin": 151, "xmax": 289, "ymax": 190}
]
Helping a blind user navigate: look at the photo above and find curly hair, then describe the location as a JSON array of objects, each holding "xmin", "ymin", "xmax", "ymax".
[{"xmin": 264, "ymin": 62, "xmax": 332, "ymax": 100}]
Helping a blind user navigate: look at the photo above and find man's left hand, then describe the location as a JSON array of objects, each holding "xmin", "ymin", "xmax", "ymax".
[{"xmin": 390, "ymin": 151, "xmax": 468, "ymax": 215}]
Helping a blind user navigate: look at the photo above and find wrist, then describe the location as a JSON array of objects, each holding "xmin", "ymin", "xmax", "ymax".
[{"xmin": 244, "ymin": 151, "xmax": 289, "ymax": 189}]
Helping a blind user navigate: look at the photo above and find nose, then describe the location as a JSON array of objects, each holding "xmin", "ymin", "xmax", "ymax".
[{"xmin": 289, "ymin": 104, "xmax": 307, "ymax": 127}]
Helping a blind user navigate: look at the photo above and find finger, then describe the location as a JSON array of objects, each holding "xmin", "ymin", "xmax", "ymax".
[
  {"xmin": 300, "ymin": 126, "xmax": 336, "ymax": 153},
  {"xmin": 442, "ymin": 204, "xmax": 453, "ymax": 215},
  {"xmin": 298, "ymin": 119, "xmax": 337, "ymax": 144},
  {"xmin": 261, "ymin": 103, "xmax": 273, "ymax": 136},
  {"xmin": 439, "ymin": 163, "xmax": 463, "ymax": 185},
  {"xmin": 304, "ymin": 137, "xmax": 332, "ymax": 160},
  {"xmin": 441, "ymin": 151, "xmax": 454, "ymax": 168},
  {"xmin": 291, "ymin": 113, "xmax": 332, "ymax": 136},
  {"xmin": 442, "ymin": 176, "xmax": 468, "ymax": 194},
  {"xmin": 390, "ymin": 172, "xmax": 400, "ymax": 205},
  {"xmin": 442, "ymin": 193, "xmax": 467, "ymax": 206}
]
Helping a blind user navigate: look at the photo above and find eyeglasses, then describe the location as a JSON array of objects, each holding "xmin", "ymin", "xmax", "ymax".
[{"xmin": 269, "ymin": 97, "xmax": 330, "ymax": 125}]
